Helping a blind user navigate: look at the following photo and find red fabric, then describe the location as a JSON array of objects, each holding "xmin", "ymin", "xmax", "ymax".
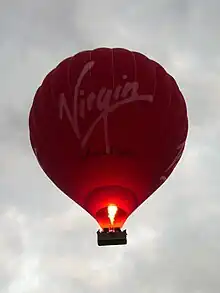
[{"xmin": 29, "ymin": 48, "xmax": 188, "ymax": 228}]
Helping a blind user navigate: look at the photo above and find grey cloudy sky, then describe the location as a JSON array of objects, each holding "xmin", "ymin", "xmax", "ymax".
[{"xmin": 0, "ymin": 0, "xmax": 220, "ymax": 292}]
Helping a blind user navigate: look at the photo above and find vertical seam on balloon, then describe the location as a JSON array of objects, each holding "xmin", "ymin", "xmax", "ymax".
[
  {"xmin": 48, "ymin": 69, "xmax": 58, "ymax": 158},
  {"xmin": 89, "ymin": 50, "xmax": 92, "ymax": 77},
  {"xmin": 160, "ymin": 73, "xmax": 175, "ymax": 180},
  {"xmin": 29, "ymin": 104, "xmax": 38, "ymax": 153},
  {"xmin": 112, "ymin": 48, "xmax": 115, "ymax": 89},
  {"xmin": 167, "ymin": 74, "xmax": 173, "ymax": 110},
  {"xmin": 130, "ymin": 51, "xmax": 138, "ymax": 117},
  {"xmin": 37, "ymin": 72, "xmax": 56, "ymax": 174},
  {"xmin": 130, "ymin": 50, "xmax": 137, "ymax": 81},
  {"xmin": 153, "ymin": 61, "xmax": 158, "ymax": 98},
  {"xmin": 30, "ymin": 90, "xmax": 39, "ymax": 132},
  {"xmin": 68, "ymin": 56, "xmax": 74, "ymax": 99},
  {"xmin": 104, "ymin": 48, "xmax": 115, "ymax": 154},
  {"xmin": 49, "ymin": 68, "xmax": 56, "ymax": 101}
]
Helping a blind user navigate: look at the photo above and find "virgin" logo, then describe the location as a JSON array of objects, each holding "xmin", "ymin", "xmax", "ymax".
[{"xmin": 59, "ymin": 60, "xmax": 154, "ymax": 154}]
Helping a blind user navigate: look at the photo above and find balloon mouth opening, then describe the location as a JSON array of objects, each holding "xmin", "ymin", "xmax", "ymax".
[{"xmin": 95, "ymin": 205, "xmax": 128, "ymax": 229}]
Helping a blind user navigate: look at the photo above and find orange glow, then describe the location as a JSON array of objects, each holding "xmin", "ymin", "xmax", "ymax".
[
  {"xmin": 84, "ymin": 185, "xmax": 138, "ymax": 229},
  {"xmin": 107, "ymin": 204, "xmax": 118, "ymax": 225},
  {"xmin": 95, "ymin": 206, "xmax": 127, "ymax": 228}
]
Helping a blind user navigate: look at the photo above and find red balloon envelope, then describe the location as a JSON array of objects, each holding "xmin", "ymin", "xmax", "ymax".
[{"xmin": 29, "ymin": 48, "xmax": 188, "ymax": 231}]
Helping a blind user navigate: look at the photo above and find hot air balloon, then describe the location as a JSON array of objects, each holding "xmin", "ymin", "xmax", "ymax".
[{"xmin": 29, "ymin": 48, "xmax": 188, "ymax": 246}]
